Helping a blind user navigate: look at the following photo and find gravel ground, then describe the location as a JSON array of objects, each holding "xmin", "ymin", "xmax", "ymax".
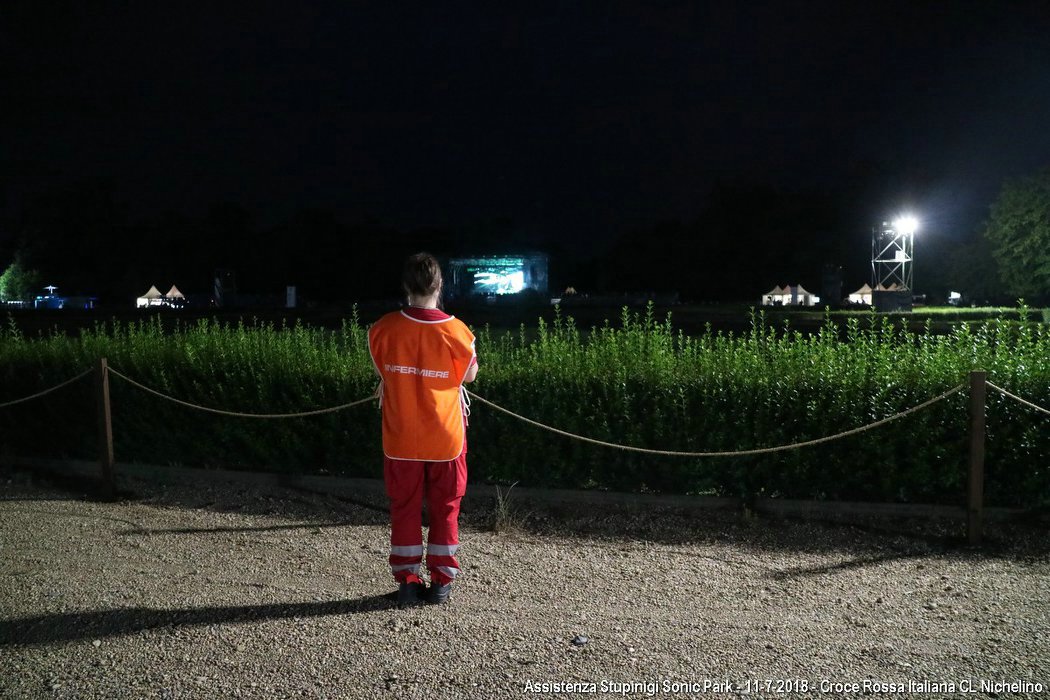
[{"xmin": 1, "ymin": 467, "xmax": 1048, "ymax": 699}]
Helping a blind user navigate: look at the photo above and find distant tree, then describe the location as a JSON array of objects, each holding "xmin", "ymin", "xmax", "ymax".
[
  {"xmin": 0, "ymin": 252, "xmax": 42, "ymax": 302},
  {"xmin": 983, "ymin": 167, "xmax": 1050, "ymax": 300},
  {"xmin": 945, "ymin": 234, "xmax": 1003, "ymax": 304},
  {"xmin": 15, "ymin": 179, "xmax": 126, "ymax": 298}
]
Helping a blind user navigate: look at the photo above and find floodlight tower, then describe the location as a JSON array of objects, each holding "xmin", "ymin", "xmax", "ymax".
[{"xmin": 871, "ymin": 215, "xmax": 918, "ymax": 291}]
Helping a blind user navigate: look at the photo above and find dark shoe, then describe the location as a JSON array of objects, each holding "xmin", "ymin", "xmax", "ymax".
[
  {"xmin": 426, "ymin": 582, "xmax": 452, "ymax": 605},
  {"xmin": 397, "ymin": 582, "xmax": 426, "ymax": 608}
]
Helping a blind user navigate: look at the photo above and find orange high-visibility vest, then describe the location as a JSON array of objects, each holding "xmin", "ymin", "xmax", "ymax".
[{"xmin": 368, "ymin": 310, "xmax": 476, "ymax": 461}]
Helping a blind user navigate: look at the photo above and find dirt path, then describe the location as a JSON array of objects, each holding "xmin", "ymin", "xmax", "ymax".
[{"xmin": 1, "ymin": 470, "xmax": 1048, "ymax": 699}]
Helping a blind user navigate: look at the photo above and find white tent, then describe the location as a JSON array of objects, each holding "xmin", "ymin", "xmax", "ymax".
[
  {"xmin": 136, "ymin": 285, "xmax": 164, "ymax": 308},
  {"xmin": 761, "ymin": 285, "xmax": 785, "ymax": 306},
  {"xmin": 762, "ymin": 284, "xmax": 820, "ymax": 306},
  {"xmin": 165, "ymin": 285, "xmax": 185, "ymax": 299},
  {"xmin": 790, "ymin": 284, "xmax": 820, "ymax": 306},
  {"xmin": 848, "ymin": 283, "xmax": 873, "ymax": 305}
]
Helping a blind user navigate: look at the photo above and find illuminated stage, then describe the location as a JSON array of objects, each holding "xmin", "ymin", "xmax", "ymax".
[{"xmin": 445, "ymin": 254, "xmax": 548, "ymax": 299}]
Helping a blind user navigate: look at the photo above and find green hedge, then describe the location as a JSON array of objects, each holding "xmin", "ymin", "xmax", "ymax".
[{"xmin": 1, "ymin": 306, "xmax": 1047, "ymax": 507}]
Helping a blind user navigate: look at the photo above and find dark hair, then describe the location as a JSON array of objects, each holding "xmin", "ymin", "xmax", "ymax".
[{"xmin": 402, "ymin": 252, "xmax": 442, "ymax": 298}]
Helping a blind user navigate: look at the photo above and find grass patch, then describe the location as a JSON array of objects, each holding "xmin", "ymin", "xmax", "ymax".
[{"xmin": 487, "ymin": 482, "xmax": 529, "ymax": 534}]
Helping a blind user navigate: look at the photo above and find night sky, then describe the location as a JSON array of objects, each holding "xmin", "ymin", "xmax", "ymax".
[{"xmin": 4, "ymin": 1, "xmax": 1050, "ymax": 301}]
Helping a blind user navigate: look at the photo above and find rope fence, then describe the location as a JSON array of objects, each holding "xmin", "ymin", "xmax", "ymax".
[
  {"xmin": 0, "ymin": 368, "xmax": 94, "ymax": 409},
  {"xmin": 100, "ymin": 365, "xmax": 971, "ymax": 458},
  {"xmin": 3, "ymin": 365, "xmax": 1045, "ymax": 452},
  {"xmin": 2, "ymin": 365, "xmax": 1046, "ymax": 448},
  {"xmin": 4, "ymin": 359, "xmax": 1049, "ymax": 545},
  {"xmin": 105, "ymin": 366, "xmax": 376, "ymax": 419},
  {"xmin": 987, "ymin": 381, "xmax": 1050, "ymax": 418},
  {"xmin": 463, "ymin": 384, "xmax": 967, "ymax": 457}
]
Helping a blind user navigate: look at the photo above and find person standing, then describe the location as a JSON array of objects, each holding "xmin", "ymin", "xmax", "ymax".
[{"xmin": 368, "ymin": 252, "xmax": 478, "ymax": 606}]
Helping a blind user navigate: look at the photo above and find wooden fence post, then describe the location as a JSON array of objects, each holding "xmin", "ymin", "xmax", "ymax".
[
  {"xmin": 968, "ymin": 370, "xmax": 987, "ymax": 546},
  {"xmin": 96, "ymin": 357, "xmax": 115, "ymax": 494}
]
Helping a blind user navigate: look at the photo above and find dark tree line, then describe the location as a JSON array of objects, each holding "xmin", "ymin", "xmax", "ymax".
[
  {"xmin": 600, "ymin": 183, "xmax": 854, "ymax": 300},
  {"xmin": 0, "ymin": 182, "xmax": 561, "ymax": 305},
  {"xmin": 4, "ymin": 171, "xmax": 1042, "ymax": 307}
]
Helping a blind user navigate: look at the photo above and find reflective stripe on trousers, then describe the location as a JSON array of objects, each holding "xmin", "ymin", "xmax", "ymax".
[{"xmin": 385, "ymin": 448, "xmax": 467, "ymax": 585}]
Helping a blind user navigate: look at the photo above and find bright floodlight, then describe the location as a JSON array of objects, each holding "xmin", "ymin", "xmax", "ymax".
[{"xmin": 894, "ymin": 215, "xmax": 919, "ymax": 236}]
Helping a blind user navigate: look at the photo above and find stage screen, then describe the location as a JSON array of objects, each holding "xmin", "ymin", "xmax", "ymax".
[
  {"xmin": 470, "ymin": 262, "xmax": 525, "ymax": 295},
  {"xmin": 447, "ymin": 255, "xmax": 548, "ymax": 299}
]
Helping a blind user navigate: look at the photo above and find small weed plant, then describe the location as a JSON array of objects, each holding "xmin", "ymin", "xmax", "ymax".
[{"xmin": 489, "ymin": 481, "xmax": 525, "ymax": 534}]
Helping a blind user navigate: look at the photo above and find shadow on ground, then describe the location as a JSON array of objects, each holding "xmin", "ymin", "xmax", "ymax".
[
  {"xmin": 1, "ymin": 463, "xmax": 390, "ymax": 530},
  {"xmin": 0, "ymin": 594, "xmax": 396, "ymax": 646},
  {"xmin": 459, "ymin": 493, "xmax": 1050, "ymax": 563},
  {"xmin": 4, "ymin": 463, "xmax": 1048, "ymax": 561}
]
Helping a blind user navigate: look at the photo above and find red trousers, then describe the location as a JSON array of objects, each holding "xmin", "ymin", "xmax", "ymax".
[{"xmin": 384, "ymin": 448, "xmax": 467, "ymax": 585}]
